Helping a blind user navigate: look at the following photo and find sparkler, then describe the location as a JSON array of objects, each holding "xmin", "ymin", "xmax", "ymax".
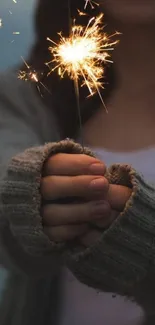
[
  {"xmin": 0, "ymin": 0, "xmax": 119, "ymax": 147},
  {"xmin": 47, "ymin": 13, "xmax": 119, "ymax": 110},
  {"xmin": 46, "ymin": 12, "xmax": 119, "ymax": 145}
]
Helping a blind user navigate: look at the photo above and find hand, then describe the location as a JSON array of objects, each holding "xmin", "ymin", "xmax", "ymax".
[
  {"xmin": 80, "ymin": 184, "xmax": 132, "ymax": 247},
  {"xmin": 41, "ymin": 153, "xmax": 111, "ymax": 243}
]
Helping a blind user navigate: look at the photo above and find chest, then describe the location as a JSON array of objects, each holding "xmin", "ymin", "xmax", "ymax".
[{"xmin": 83, "ymin": 104, "xmax": 155, "ymax": 152}]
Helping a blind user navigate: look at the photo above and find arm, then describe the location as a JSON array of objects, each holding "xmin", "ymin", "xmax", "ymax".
[
  {"xmin": 2, "ymin": 73, "xmax": 154, "ymax": 305},
  {"xmin": 6, "ymin": 118, "xmax": 154, "ymax": 306},
  {"xmin": 59, "ymin": 145, "xmax": 155, "ymax": 311},
  {"xmin": 0, "ymin": 74, "xmax": 110, "ymax": 278},
  {"xmin": 0, "ymin": 72, "xmax": 62, "ymax": 276}
]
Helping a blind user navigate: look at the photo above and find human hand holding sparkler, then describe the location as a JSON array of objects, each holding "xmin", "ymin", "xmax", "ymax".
[
  {"xmin": 41, "ymin": 153, "xmax": 111, "ymax": 242},
  {"xmin": 41, "ymin": 152, "xmax": 131, "ymax": 244}
]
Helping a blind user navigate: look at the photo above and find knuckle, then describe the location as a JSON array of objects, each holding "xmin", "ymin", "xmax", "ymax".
[
  {"xmin": 40, "ymin": 177, "xmax": 50, "ymax": 198},
  {"xmin": 45, "ymin": 227, "xmax": 62, "ymax": 242},
  {"xmin": 63, "ymin": 226, "xmax": 72, "ymax": 238},
  {"xmin": 43, "ymin": 153, "xmax": 65, "ymax": 175},
  {"xmin": 66, "ymin": 225, "xmax": 87, "ymax": 239},
  {"xmin": 43, "ymin": 159, "xmax": 51, "ymax": 175},
  {"xmin": 40, "ymin": 176, "xmax": 56, "ymax": 198},
  {"xmin": 40, "ymin": 177, "xmax": 46, "ymax": 194},
  {"xmin": 103, "ymin": 177, "xmax": 109, "ymax": 191},
  {"xmin": 42, "ymin": 205, "xmax": 51, "ymax": 223}
]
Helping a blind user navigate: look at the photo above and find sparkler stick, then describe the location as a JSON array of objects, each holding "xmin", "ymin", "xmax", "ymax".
[
  {"xmin": 67, "ymin": 0, "xmax": 84, "ymax": 145},
  {"xmin": 74, "ymin": 77, "xmax": 84, "ymax": 147}
]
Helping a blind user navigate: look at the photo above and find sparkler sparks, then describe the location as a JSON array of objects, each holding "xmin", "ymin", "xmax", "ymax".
[
  {"xmin": 18, "ymin": 69, "xmax": 39, "ymax": 83},
  {"xmin": 0, "ymin": 18, "xmax": 3, "ymax": 28},
  {"xmin": 47, "ymin": 13, "xmax": 119, "ymax": 106},
  {"xmin": 18, "ymin": 57, "xmax": 51, "ymax": 96},
  {"xmin": 18, "ymin": 58, "xmax": 39, "ymax": 82},
  {"xmin": 84, "ymin": 0, "xmax": 99, "ymax": 9}
]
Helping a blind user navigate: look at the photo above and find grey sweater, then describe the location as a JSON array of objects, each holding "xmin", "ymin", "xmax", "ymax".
[{"xmin": 0, "ymin": 71, "xmax": 155, "ymax": 324}]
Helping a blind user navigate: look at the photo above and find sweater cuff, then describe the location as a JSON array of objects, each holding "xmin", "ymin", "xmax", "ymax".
[
  {"xmin": 66, "ymin": 164, "xmax": 155, "ymax": 298},
  {"xmin": 1, "ymin": 140, "xmax": 93, "ymax": 257}
]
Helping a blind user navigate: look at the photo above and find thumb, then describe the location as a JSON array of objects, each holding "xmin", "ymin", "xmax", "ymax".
[{"xmin": 107, "ymin": 184, "xmax": 132, "ymax": 211}]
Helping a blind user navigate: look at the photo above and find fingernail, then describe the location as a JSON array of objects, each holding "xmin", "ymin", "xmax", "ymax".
[
  {"xmin": 90, "ymin": 177, "xmax": 107, "ymax": 191},
  {"xmin": 89, "ymin": 163, "xmax": 105, "ymax": 175}
]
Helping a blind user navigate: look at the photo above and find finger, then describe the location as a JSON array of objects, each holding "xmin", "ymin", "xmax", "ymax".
[
  {"xmin": 43, "ymin": 153, "xmax": 106, "ymax": 176},
  {"xmin": 107, "ymin": 185, "xmax": 132, "ymax": 211},
  {"xmin": 42, "ymin": 201, "xmax": 111, "ymax": 226},
  {"xmin": 44, "ymin": 224, "xmax": 88, "ymax": 242},
  {"xmin": 80, "ymin": 229, "xmax": 101, "ymax": 247},
  {"xmin": 41, "ymin": 175, "xmax": 109, "ymax": 200},
  {"xmin": 91, "ymin": 210, "xmax": 119, "ymax": 228}
]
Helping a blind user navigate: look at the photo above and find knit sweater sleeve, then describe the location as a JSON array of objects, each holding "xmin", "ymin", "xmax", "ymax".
[
  {"xmin": 3, "ymin": 136, "xmax": 155, "ymax": 309},
  {"xmin": 66, "ymin": 162, "xmax": 155, "ymax": 309},
  {"xmin": 0, "ymin": 72, "xmax": 62, "ymax": 276},
  {"xmin": 0, "ymin": 139, "xmax": 93, "ymax": 276}
]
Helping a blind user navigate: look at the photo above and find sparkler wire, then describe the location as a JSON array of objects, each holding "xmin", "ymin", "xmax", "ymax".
[{"xmin": 67, "ymin": 0, "xmax": 84, "ymax": 146}]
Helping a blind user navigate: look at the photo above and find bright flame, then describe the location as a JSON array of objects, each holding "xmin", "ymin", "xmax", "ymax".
[{"xmin": 47, "ymin": 14, "xmax": 119, "ymax": 101}]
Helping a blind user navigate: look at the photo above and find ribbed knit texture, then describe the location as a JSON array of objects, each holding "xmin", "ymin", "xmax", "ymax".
[
  {"xmin": 1, "ymin": 138, "xmax": 155, "ymax": 307},
  {"xmin": 1, "ymin": 139, "xmax": 94, "ymax": 256}
]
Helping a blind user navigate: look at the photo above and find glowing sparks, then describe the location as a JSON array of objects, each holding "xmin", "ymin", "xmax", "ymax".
[
  {"xmin": 18, "ymin": 57, "xmax": 51, "ymax": 96},
  {"xmin": 18, "ymin": 70, "xmax": 39, "ymax": 83},
  {"xmin": 18, "ymin": 57, "xmax": 40, "ymax": 83},
  {"xmin": 0, "ymin": 19, "xmax": 3, "ymax": 28},
  {"xmin": 84, "ymin": 0, "xmax": 99, "ymax": 9},
  {"xmin": 47, "ymin": 14, "xmax": 119, "ymax": 104},
  {"xmin": 13, "ymin": 0, "xmax": 17, "ymax": 3},
  {"xmin": 77, "ymin": 9, "xmax": 87, "ymax": 16},
  {"xmin": 13, "ymin": 31, "xmax": 20, "ymax": 35}
]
